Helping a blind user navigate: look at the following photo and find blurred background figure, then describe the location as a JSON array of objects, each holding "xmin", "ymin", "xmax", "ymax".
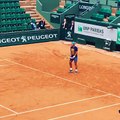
[
  {"xmin": 70, "ymin": 20, "xmax": 74, "ymax": 31},
  {"xmin": 37, "ymin": 19, "xmax": 46, "ymax": 29},
  {"xmin": 31, "ymin": 19, "xmax": 37, "ymax": 30},
  {"xmin": 62, "ymin": 18, "xmax": 67, "ymax": 29}
]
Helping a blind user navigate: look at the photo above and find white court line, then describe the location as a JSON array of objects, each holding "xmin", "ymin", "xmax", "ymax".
[
  {"xmin": 15, "ymin": 94, "xmax": 110, "ymax": 115},
  {"xmin": 3, "ymin": 59, "xmax": 107, "ymax": 94},
  {"xmin": 0, "ymin": 94, "xmax": 110, "ymax": 119},
  {"xmin": 0, "ymin": 113, "xmax": 17, "ymax": 119},
  {"xmin": 48, "ymin": 102, "xmax": 120, "ymax": 120},
  {"xmin": 110, "ymin": 94, "xmax": 120, "ymax": 99},
  {"xmin": 0, "ymin": 64, "xmax": 13, "ymax": 67},
  {"xmin": 0, "ymin": 105, "xmax": 18, "ymax": 114},
  {"xmin": 3, "ymin": 58, "xmax": 120, "ymax": 99}
]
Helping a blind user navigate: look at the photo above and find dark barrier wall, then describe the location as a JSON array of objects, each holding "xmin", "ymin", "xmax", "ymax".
[
  {"xmin": 0, "ymin": 29, "xmax": 60, "ymax": 47},
  {"xmin": 74, "ymin": 33, "xmax": 116, "ymax": 51},
  {"xmin": 50, "ymin": 13, "xmax": 61, "ymax": 24}
]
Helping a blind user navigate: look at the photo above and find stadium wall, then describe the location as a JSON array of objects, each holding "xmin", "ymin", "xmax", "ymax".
[
  {"xmin": 38, "ymin": 0, "xmax": 60, "ymax": 11},
  {"xmin": 73, "ymin": 18, "xmax": 120, "ymax": 51},
  {"xmin": 36, "ymin": 0, "xmax": 60, "ymax": 28},
  {"xmin": 50, "ymin": 1, "xmax": 79, "ymax": 24},
  {"xmin": 0, "ymin": 29, "xmax": 60, "ymax": 47},
  {"xmin": 60, "ymin": 2, "xmax": 79, "ymax": 23}
]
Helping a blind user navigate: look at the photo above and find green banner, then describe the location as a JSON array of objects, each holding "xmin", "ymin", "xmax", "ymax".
[
  {"xmin": 117, "ymin": 28, "xmax": 120, "ymax": 44},
  {"xmin": 0, "ymin": 29, "xmax": 60, "ymax": 47}
]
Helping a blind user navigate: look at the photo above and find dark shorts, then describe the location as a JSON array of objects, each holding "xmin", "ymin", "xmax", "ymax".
[{"xmin": 70, "ymin": 56, "xmax": 78, "ymax": 62}]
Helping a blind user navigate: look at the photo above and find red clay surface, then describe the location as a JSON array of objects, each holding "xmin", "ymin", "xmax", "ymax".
[{"xmin": 0, "ymin": 41, "xmax": 120, "ymax": 120}]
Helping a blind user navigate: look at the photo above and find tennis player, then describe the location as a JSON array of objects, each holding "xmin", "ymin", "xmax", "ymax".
[{"xmin": 69, "ymin": 41, "xmax": 78, "ymax": 73}]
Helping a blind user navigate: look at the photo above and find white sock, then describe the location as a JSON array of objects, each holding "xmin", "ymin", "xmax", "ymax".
[
  {"xmin": 75, "ymin": 69, "xmax": 78, "ymax": 72},
  {"xmin": 70, "ymin": 68, "xmax": 73, "ymax": 71}
]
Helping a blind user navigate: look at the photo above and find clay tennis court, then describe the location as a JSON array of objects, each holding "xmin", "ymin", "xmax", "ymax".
[{"xmin": 0, "ymin": 41, "xmax": 120, "ymax": 120}]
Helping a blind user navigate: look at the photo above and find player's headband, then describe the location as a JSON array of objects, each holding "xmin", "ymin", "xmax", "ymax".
[{"xmin": 72, "ymin": 42, "xmax": 76, "ymax": 45}]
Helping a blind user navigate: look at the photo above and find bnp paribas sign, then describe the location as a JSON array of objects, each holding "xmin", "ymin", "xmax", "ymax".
[
  {"xmin": 74, "ymin": 22, "xmax": 117, "ymax": 41},
  {"xmin": 78, "ymin": 25, "xmax": 83, "ymax": 32},
  {"xmin": 77, "ymin": 24, "xmax": 104, "ymax": 35}
]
